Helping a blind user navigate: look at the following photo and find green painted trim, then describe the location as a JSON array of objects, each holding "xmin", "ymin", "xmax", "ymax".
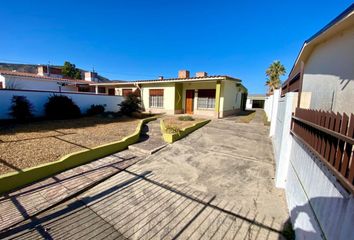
[
  {"xmin": 174, "ymin": 83, "xmax": 183, "ymax": 111},
  {"xmin": 215, "ymin": 81, "xmax": 221, "ymax": 117},
  {"xmin": 160, "ymin": 119, "xmax": 211, "ymax": 143},
  {"xmin": 0, "ymin": 116, "xmax": 157, "ymax": 195}
]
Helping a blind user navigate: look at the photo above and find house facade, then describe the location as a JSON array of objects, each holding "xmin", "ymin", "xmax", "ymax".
[
  {"xmin": 90, "ymin": 70, "xmax": 247, "ymax": 118},
  {"xmin": 0, "ymin": 66, "xmax": 95, "ymax": 93},
  {"xmin": 246, "ymin": 94, "xmax": 266, "ymax": 109},
  {"xmin": 282, "ymin": 3, "xmax": 354, "ymax": 114}
]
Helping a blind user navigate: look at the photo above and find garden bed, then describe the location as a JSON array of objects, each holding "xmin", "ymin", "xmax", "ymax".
[
  {"xmin": 0, "ymin": 116, "xmax": 140, "ymax": 175},
  {"xmin": 161, "ymin": 116, "xmax": 210, "ymax": 143}
]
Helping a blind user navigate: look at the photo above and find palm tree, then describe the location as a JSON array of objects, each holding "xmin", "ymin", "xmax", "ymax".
[{"xmin": 265, "ymin": 60, "xmax": 286, "ymax": 94}]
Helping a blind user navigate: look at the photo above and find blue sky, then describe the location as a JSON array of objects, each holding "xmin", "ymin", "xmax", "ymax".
[{"xmin": 1, "ymin": 1, "xmax": 352, "ymax": 93}]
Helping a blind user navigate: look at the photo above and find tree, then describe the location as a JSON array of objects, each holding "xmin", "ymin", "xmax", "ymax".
[
  {"xmin": 61, "ymin": 61, "xmax": 82, "ymax": 79},
  {"xmin": 9, "ymin": 96, "xmax": 34, "ymax": 121},
  {"xmin": 265, "ymin": 60, "xmax": 286, "ymax": 94},
  {"xmin": 118, "ymin": 93, "xmax": 141, "ymax": 116}
]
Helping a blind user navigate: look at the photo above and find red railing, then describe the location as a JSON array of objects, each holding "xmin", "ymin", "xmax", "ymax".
[{"xmin": 291, "ymin": 108, "xmax": 354, "ymax": 194}]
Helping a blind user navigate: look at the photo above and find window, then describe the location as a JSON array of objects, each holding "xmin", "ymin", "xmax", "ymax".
[
  {"xmin": 197, "ymin": 89, "xmax": 216, "ymax": 109},
  {"xmin": 122, "ymin": 89, "xmax": 133, "ymax": 97},
  {"xmin": 98, "ymin": 87, "xmax": 106, "ymax": 94},
  {"xmin": 149, "ymin": 89, "xmax": 164, "ymax": 108}
]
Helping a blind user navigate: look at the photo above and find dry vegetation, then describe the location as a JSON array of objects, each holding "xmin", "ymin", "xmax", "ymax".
[
  {"xmin": 163, "ymin": 115, "xmax": 205, "ymax": 133},
  {"xmin": 0, "ymin": 116, "xmax": 140, "ymax": 174}
]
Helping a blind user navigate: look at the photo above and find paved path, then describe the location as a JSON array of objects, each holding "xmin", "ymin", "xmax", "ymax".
[
  {"xmin": 128, "ymin": 120, "xmax": 167, "ymax": 155},
  {"xmin": 0, "ymin": 112, "xmax": 288, "ymax": 239}
]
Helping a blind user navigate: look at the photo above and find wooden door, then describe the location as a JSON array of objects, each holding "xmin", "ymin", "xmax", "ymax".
[{"xmin": 185, "ymin": 90, "xmax": 194, "ymax": 114}]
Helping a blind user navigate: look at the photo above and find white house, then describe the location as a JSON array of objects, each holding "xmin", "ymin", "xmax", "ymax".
[
  {"xmin": 90, "ymin": 70, "xmax": 248, "ymax": 118},
  {"xmin": 282, "ymin": 3, "xmax": 354, "ymax": 114},
  {"xmin": 0, "ymin": 66, "xmax": 96, "ymax": 93}
]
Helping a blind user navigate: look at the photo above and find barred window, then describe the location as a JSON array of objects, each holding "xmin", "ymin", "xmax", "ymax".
[
  {"xmin": 149, "ymin": 89, "xmax": 164, "ymax": 108},
  {"xmin": 197, "ymin": 89, "xmax": 216, "ymax": 109}
]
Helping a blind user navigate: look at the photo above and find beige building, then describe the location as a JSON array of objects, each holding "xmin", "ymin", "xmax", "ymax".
[
  {"xmin": 90, "ymin": 70, "xmax": 247, "ymax": 118},
  {"xmin": 282, "ymin": 4, "xmax": 354, "ymax": 114}
]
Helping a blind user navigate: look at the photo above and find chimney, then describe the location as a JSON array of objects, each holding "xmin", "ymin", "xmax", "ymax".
[
  {"xmin": 158, "ymin": 76, "xmax": 164, "ymax": 80},
  {"xmin": 84, "ymin": 71, "xmax": 97, "ymax": 81},
  {"xmin": 196, "ymin": 72, "xmax": 208, "ymax": 77},
  {"xmin": 178, "ymin": 70, "xmax": 190, "ymax": 79}
]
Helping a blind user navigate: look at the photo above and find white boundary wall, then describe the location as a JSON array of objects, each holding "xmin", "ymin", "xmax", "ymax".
[
  {"xmin": 270, "ymin": 92, "xmax": 354, "ymax": 240},
  {"xmin": 0, "ymin": 89, "xmax": 123, "ymax": 119}
]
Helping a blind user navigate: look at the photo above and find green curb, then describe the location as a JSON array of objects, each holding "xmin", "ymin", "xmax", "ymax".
[
  {"xmin": 0, "ymin": 116, "xmax": 157, "ymax": 195},
  {"xmin": 160, "ymin": 119, "xmax": 211, "ymax": 143}
]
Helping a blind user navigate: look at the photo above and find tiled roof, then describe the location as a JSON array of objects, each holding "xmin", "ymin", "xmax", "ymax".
[
  {"xmin": 107, "ymin": 75, "xmax": 241, "ymax": 84},
  {"xmin": 0, "ymin": 70, "xmax": 92, "ymax": 84}
]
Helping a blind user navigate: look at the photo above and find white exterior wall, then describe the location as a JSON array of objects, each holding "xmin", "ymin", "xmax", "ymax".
[
  {"xmin": 141, "ymin": 83, "xmax": 175, "ymax": 114},
  {"xmin": 0, "ymin": 89, "xmax": 122, "ymax": 119},
  {"xmin": 269, "ymin": 92, "xmax": 354, "ymax": 239},
  {"xmin": 264, "ymin": 95, "xmax": 273, "ymax": 121},
  {"xmin": 246, "ymin": 98, "xmax": 252, "ymax": 109},
  {"xmin": 221, "ymin": 80, "xmax": 240, "ymax": 110},
  {"xmin": 2, "ymin": 75, "xmax": 78, "ymax": 92},
  {"xmin": 269, "ymin": 89, "xmax": 281, "ymax": 137},
  {"xmin": 286, "ymin": 139, "xmax": 354, "ymax": 240},
  {"xmin": 302, "ymin": 26, "xmax": 354, "ymax": 114}
]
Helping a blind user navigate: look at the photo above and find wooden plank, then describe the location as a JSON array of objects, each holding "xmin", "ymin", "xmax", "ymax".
[
  {"xmin": 348, "ymin": 114, "xmax": 354, "ymax": 183},
  {"xmin": 336, "ymin": 114, "xmax": 349, "ymax": 174},
  {"xmin": 329, "ymin": 112, "xmax": 340, "ymax": 165},
  {"xmin": 324, "ymin": 112, "xmax": 333, "ymax": 161},
  {"xmin": 341, "ymin": 114, "xmax": 354, "ymax": 177},
  {"xmin": 320, "ymin": 112, "xmax": 327, "ymax": 157}
]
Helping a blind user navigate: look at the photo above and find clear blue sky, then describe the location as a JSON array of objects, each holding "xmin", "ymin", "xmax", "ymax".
[{"xmin": 1, "ymin": 1, "xmax": 352, "ymax": 93}]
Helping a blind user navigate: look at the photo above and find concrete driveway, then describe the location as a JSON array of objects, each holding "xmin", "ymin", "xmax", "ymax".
[
  {"xmin": 137, "ymin": 111, "xmax": 287, "ymax": 220},
  {"xmin": 1, "ymin": 111, "xmax": 289, "ymax": 239}
]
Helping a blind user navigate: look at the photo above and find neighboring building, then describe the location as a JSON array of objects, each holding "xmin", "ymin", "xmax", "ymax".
[
  {"xmin": 246, "ymin": 94, "xmax": 266, "ymax": 109},
  {"xmin": 0, "ymin": 66, "xmax": 96, "ymax": 93},
  {"xmin": 90, "ymin": 70, "xmax": 247, "ymax": 118},
  {"xmin": 282, "ymin": 3, "xmax": 354, "ymax": 114}
]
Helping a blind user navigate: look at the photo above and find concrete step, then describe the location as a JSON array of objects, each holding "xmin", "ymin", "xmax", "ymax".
[{"xmin": 128, "ymin": 141, "xmax": 167, "ymax": 155}]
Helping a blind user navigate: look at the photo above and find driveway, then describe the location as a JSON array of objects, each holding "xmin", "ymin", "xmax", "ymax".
[
  {"xmin": 137, "ymin": 110, "xmax": 287, "ymax": 220},
  {"xmin": 1, "ymin": 110, "xmax": 288, "ymax": 239}
]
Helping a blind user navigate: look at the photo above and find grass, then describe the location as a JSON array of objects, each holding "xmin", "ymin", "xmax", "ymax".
[
  {"xmin": 0, "ymin": 116, "xmax": 140, "ymax": 175},
  {"xmin": 239, "ymin": 111, "xmax": 256, "ymax": 123}
]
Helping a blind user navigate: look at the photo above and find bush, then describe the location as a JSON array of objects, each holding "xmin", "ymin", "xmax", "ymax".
[
  {"xmin": 119, "ymin": 93, "xmax": 141, "ymax": 116},
  {"xmin": 86, "ymin": 104, "xmax": 105, "ymax": 116},
  {"xmin": 9, "ymin": 96, "xmax": 34, "ymax": 121},
  {"xmin": 178, "ymin": 115, "xmax": 194, "ymax": 121},
  {"xmin": 44, "ymin": 95, "xmax": 81, "ymax": 119}
]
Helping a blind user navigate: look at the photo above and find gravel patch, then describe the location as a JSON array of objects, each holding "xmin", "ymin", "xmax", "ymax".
[{"xmin": 0, "ymin": 116, "xmax": 140, "ymax": 174}]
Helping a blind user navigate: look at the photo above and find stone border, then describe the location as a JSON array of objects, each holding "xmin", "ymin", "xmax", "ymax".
[
  {"xmin": 160, "ymin": 119, "xmax": 211, "ymax": 143},
  {"xmin": 0, "ymin": 116, "xmax": 157, "ymax": 195}
]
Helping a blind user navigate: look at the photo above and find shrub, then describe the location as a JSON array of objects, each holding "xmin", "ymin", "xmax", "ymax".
[
  {"xmin": 178, "ymin": 115, "xmax": 194, "ymax": 121},
  {"xmin": 119, "ymin": 93, "xmax": 141, "ymax": 116},
  {"xmin": 9, "ymin": 96, "xmax": 34, "ymax": 121},
  {"xmin": 44, "ymin": 95, "xmax": 81, "ymax": 119},
  {"xmin": 86, "ymin": 104, "xmax": 105, "ymax": 116}
]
